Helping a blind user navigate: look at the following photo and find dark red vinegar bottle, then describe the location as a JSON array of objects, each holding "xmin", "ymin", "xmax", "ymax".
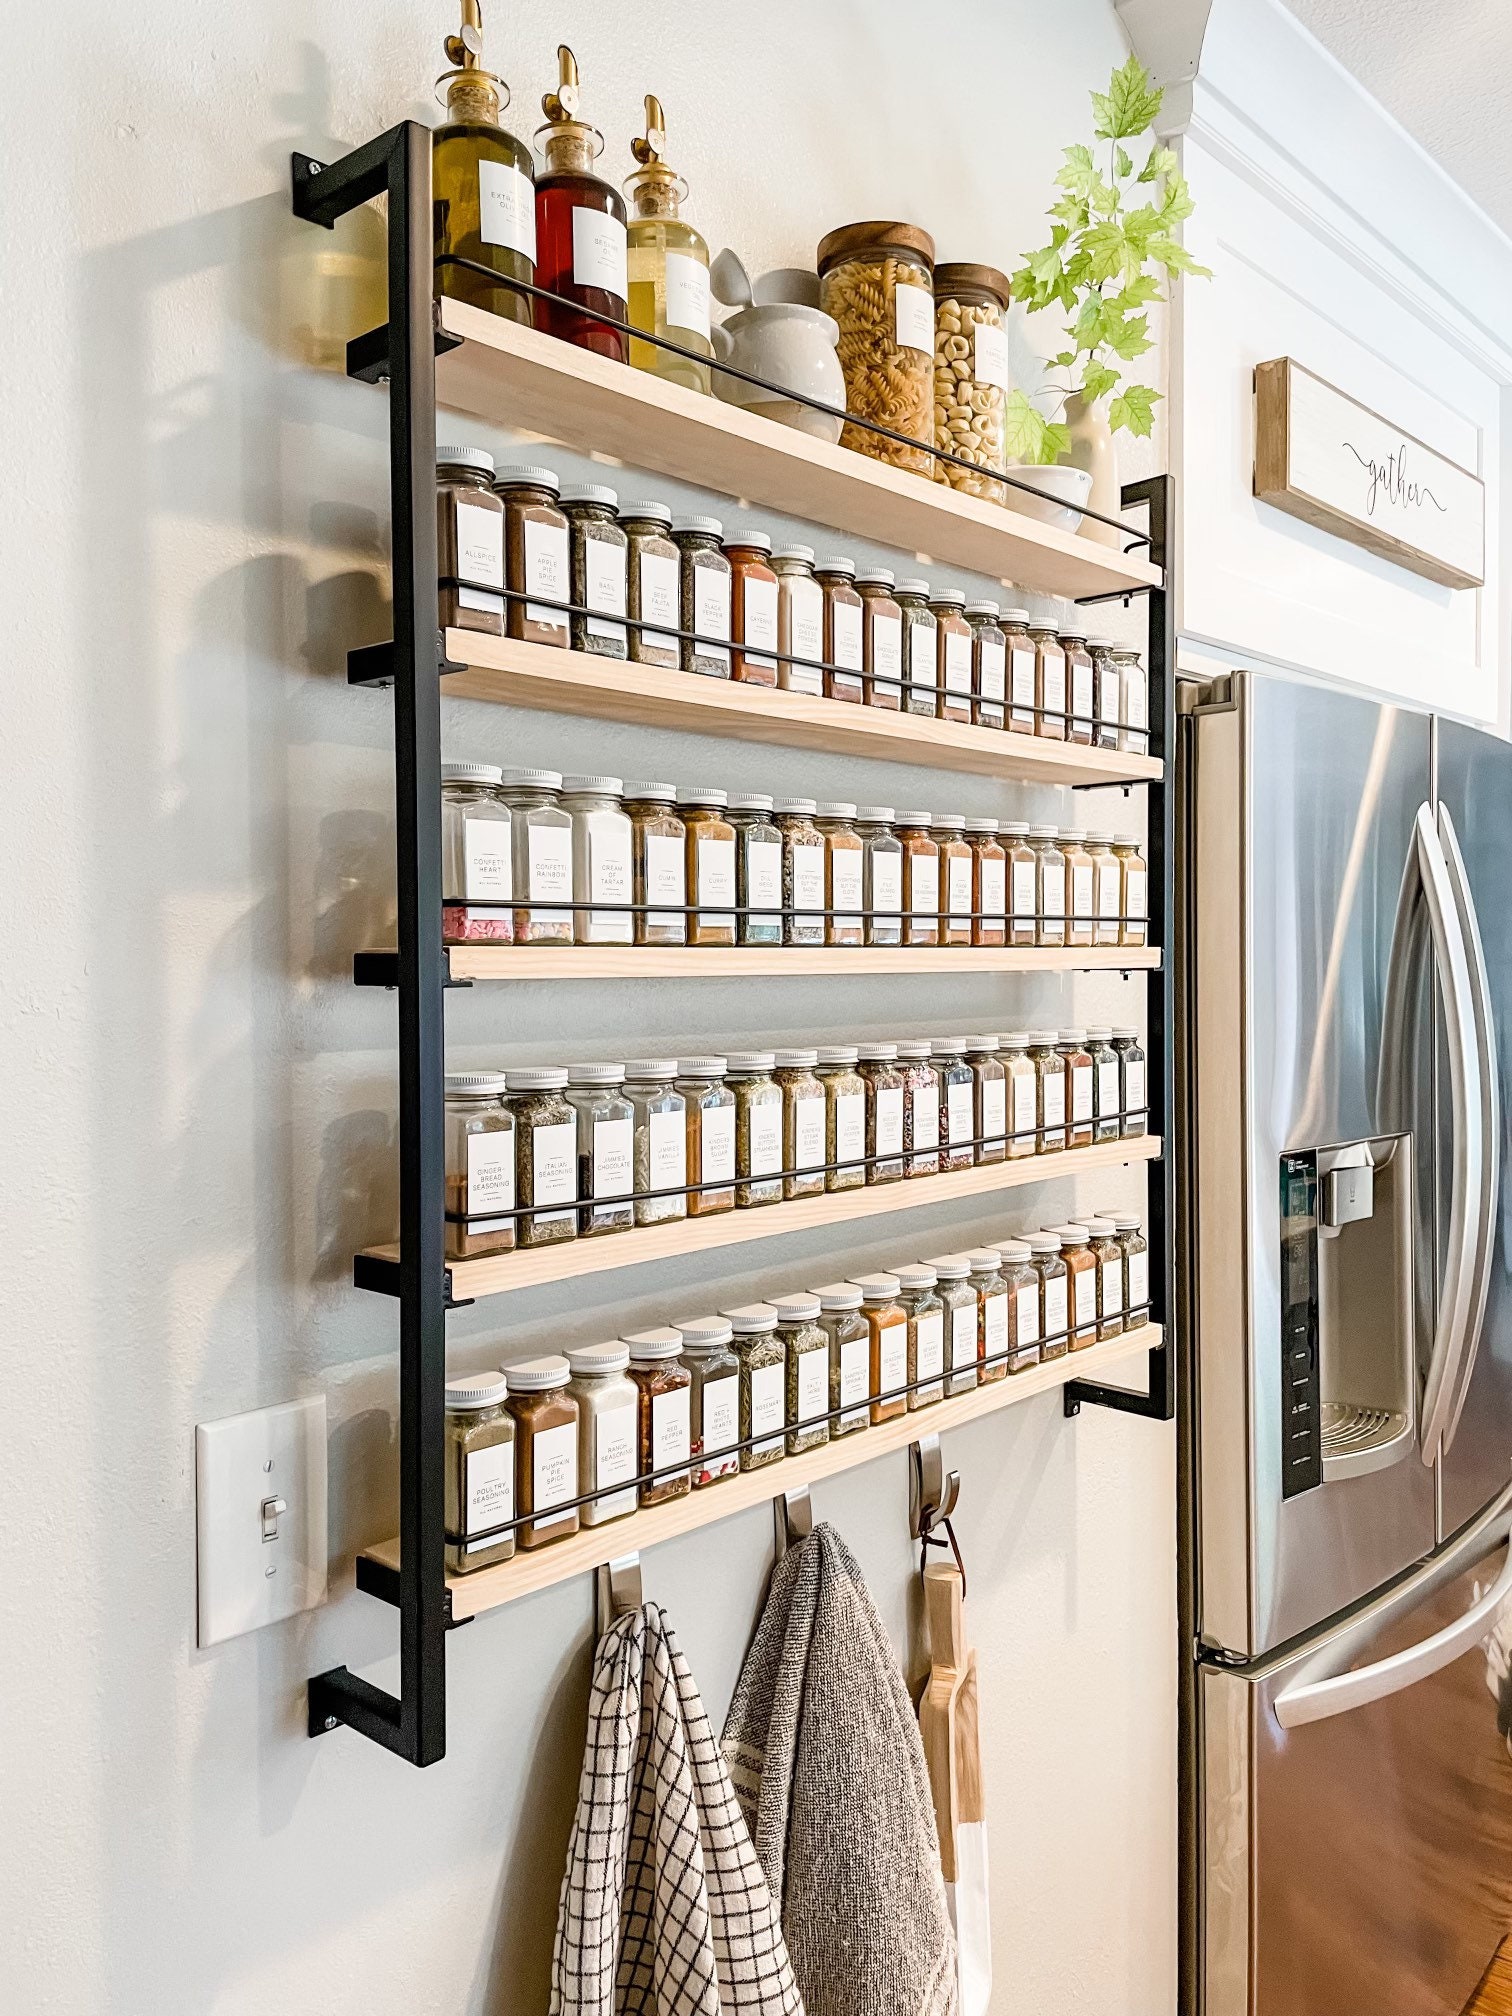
[{"xmin": 533, "ymin": 44, "xmax": 628, "ymax": 362}]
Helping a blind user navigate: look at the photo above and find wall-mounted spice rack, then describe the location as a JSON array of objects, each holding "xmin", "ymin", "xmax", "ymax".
[
  {"xmin": 291, "ymin": 122, "xmax": 1176, "ymax": 1768},
  {"xmin": 357, "ymin": 944, "xmax": 1162, "ymax": 985}
]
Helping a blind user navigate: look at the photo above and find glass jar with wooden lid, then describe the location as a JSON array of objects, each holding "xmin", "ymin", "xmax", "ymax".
[
  {"xmin": 932, "ymin": 262, "xmax": 1010, "ymax": 502},
  {"xmin": 818, "ymin": 220, "xmax": 936, "ymax": 475}
]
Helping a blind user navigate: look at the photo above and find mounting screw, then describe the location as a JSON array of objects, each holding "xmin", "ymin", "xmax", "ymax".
[
  {"xmin": 324, "ymin": 1716, "xmax": 338, "ymax": 1731},
  {"xmin": 308, "ymin": 161, "xmax": 324, "ymax": 174}
]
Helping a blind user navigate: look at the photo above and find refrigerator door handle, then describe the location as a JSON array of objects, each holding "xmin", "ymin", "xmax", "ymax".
[{"xmin": 1436, "ymin": 803, "xmax": 1500, "ymax": 1454}]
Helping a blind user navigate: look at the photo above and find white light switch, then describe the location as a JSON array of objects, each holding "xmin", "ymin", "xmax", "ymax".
[{"xmin": 196, "ymin": 1395, "xmax": 328, "ymax": 1647}]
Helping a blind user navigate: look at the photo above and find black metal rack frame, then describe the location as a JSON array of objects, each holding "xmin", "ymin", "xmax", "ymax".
[{"xmin": 291, "ymin": 120, "xmax": 1175, "ymax": 1766}]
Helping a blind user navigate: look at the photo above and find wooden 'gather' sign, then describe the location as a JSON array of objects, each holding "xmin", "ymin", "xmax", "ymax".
[{"xmin": 1254, "ymin": 357, "xmax": 1484, "ymax": 590}]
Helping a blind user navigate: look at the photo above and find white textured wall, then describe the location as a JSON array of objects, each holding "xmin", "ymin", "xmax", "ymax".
[{"xmin": 0, "ymin": 4, "xmax": 1176, "ymax": 2012}]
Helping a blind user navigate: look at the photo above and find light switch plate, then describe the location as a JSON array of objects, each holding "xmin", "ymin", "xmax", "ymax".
[{"xmin": 196, "ymin": 1395, "xmax": 328, "ymax": 1647}]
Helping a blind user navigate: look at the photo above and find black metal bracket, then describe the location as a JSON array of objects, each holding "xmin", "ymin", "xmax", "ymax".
[{"xmin": 354, "ymin": 948, "xmax": 470, "ymax": 990}]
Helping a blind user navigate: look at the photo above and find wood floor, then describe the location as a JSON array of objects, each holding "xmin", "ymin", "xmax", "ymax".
[{"xmin": 1466, "ymin": 1938, "xmax": 1512, "ymax": 2015}]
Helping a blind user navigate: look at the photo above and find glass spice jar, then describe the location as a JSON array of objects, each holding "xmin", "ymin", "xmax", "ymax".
[
  {"xmin": 1027, "ymin": 1030, "xmax": 1067, "ymax": 1154},
  {"xmin": 858, "ymin": 1040, "xmax": 906, "ymax": 1184},
  {"xmin": 1089, "ymin": 638, "xmax": 1121, "ymax": 749},
  {"xmin": 566, "ymin": 1343, "xmax": 639, "ymax": 1525},
  {"xmin": 562, "ymin": 484, "xmax": 628, "ymax": 657},
  {"xmin": 444, "ymin": 1372, "xmax": 515, "ymax": 1574},
  {"xmin": 816, "ymin": 557, "xmax": 866, "ymax": 704},
  {"xmin": 1029, "ymin": 825, "xmax": 1066, "ymax": 947},
  {"xmin": 442, "ymin": 761, "xmax": 512, "ymax": 946},
  {"xmin": 775, "ymin": 1048, "xmax": 827, "ymax": 1199},
  {"xmin": 772, "ymin": 545, "xmax": 824, "ymax": 696},
  {"xmin": 966, "ymin": 817, "xmax": 1005, "ymax": 947},
  {"xmin": 727, "ymin": 1051, "xmax": 784, "ymax": 1208},
  {"xmin": 676, "ymin": 1057, "xmax": 735, "ymax": 1215},
  {"xmin": 567, "ymin": 1061, "xmax": 635, "ymax": 1236},
  {"xmin": 500, "ymin": 768, "xmax": 573, "ymax": 943},
  {"xmin": 1087, "ymin": 830, "xmax": 1123, "ymax": 948},
  {"xmin": 495, "ymin": 464, "xmax": 570, "ymax": 649},
  {"xmin": 1087, "ymin": 1026, "xmax": 1122, "ymax": 1143},
  {"xmin": 562, "ymin": 774, "xmax": 632, "ymax": 945},
  {"xmin": 931, "ymin": 1253, "xmax": 979, "ymax": 1397},
  {"xmin": 624, "ymin": 782, "xmax": 686, "ymax": 946},
  {"xmin": 968, "ymin": 1249, "xmax": 1009, "ymax": 1385},
  {"xmin": 932, "ymin": 1038, "xmax": 976, "ymax": 1170},
  {"xmin": 1110, "ymin": 1212, "xmax": 1149, "ymax": 1326},
  {"xmin": 673, "ymin": 514, "xmax": 731, "ymax": 677},
  {"xmin": 1061, "ymin": 829, "xmax": 1096, "ymax": 950},
  {"xmin": 507, "ymin": 1066, "xmax": 578, "ymax": 1245},
  {"xmin": 772, "ymin": 1292, "xmax": 831, "ymax": 1453},
  {"xmin": 897, "ymin": 1038, "xmax": 940, "ymax": 1177},
  {"xmin": 1057, "ymin": 1226, "xmax": 1099, "ymax": 1348},
  {"xmin": 1115, "ymin": 834, "xmax": 1148, "ymax": 946},
  {"xmin": 815, "ymin": 1280, "xmax": 872, "ymax": 1438},
  {"xmin": 1061, "ymin": 629, "xmax": 1095, "ymax": 744},
  {"xmin": 998, "ymin": 1031, "xmax": 1038, "ymax": 1160},
  {"xmin": 625, "ymin": 1329, "xmax": 692, "ymax": 1504},
  {"xmin": 1113, "ymin": 1027, "xmax": 1147, "ymax": 1137},
  {"xmin": 1029, "ymin": 621, "xmax": 1067, "ymax": 739},
  {"xmin": 775, "ymin": 798, "xmax": 827, "ymax": 946},
  {"xmin": 931, "ymin": 589, "xmax": 974, "ymax": 723},
  {"xmin": 854, "ymin": 1273, "xmax": 909, "ymax": 1423},
  {"xmin": 896, "ymin": 579, "xmax": 938, "ymax": 717},
  {"xmin": 1028, "ymin": 1233, "xmax": 1070, "ymax": 1361},
  {"xmin": 437, "ymin": 446, "xmax": 505, "ymax": 637},
  {"xmin": 729, "ymin": 795, "xmax": 784, "ymax": 946},
  {"xmin": 818, "ymin": 220, "xmax": 936, "ymax": 475},
  {"xmin": 505, "ymin": 1356, "xmax": 580, "ymax": 1547},
  {"xmin": 996, "ymin": 1238, "xmax": 1043, "ymax": 1373},
  {"xmin": 677, "ymin": 787, "xmax": 737, "ymax": 945},
  {"xmin": 1002, "ymin": 608, "xmax": 1038, "ymax": 736},
  {"xmin": 620, "ymin": 500, "xmax": 681, "ymax": 668},
  {"xmin": 624, "ymin": 1059, "xmax": 686, "ymax": 1225},
  {"xmin": 725, "ymin": 529, "xmax": 779, "ymax": 685},
  {"xmin": 727, "ymin": 1303, "xmax": 786, "ymax": 1469},
  {"xmin": 817, "ymin": 1044, "xmax": 867, "ymax": 1190},
  {"xmin": 445, "ymin": 1071, "xmax": 515, "ymax": 1262},
  {"xmin": 1059, "ymin": 1030, "xmax": 1096, "ymax": 1149},
  {"xmin": 934, "ymin": 813, "xmax": 973, "ymax": 945},
  {"xmin": 858, "ymin": 806, "xmax": 903, "ymax": 946},
  {"xmin": 897, "ymin": 812, "xmax": 940, "ymax": 946},
  {"xmin": 966, "ymin": 601, "xmax": 1007, "ymax": 730},
  {"xmin": 1115, "ymin": 649, "xmax": 1150, "ymax": 754},
  {"xmin": 854, "ymin": 568, "xmax": 903, "ymax": 709},
  {"xmin": 1001, "ymin": 820, "xmax": 1037, "ymax": 948},
  {"xmin": 818, "ymin": 801, "xmax": 864, "ymax": 945},
  {"xmin": 676, "ymin": 1317, "xmax": 741, "ymax": 1487},
  {"xmin": 964, "ymin": 1036, "xmax": 1006, "ymax": 1164},
  {"xmin": 932, "ymin": 262, "xmax": 1010, "ymax": 501},
  {"xmin": 1085, "ymin": 1218, "xmax": 1125, "ymax": 1339},
  {"xmin": 895, "ymin": 1264, "xmax": 945, "ymax": 1409}
]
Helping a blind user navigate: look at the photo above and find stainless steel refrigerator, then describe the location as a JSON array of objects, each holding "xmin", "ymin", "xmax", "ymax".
[{"xmin": 1180, "ymin": 669, "xmax": 1512, "ymax": 2016}]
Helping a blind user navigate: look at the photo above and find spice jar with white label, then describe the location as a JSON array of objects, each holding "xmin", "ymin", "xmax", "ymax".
[
  {"xmin": 969, "ymin": 1250, "xmax": 1009, "ymax": 1385},
  {"xmin": 567, "ymin": 1062, "xmax": 634, "ymax": 1236},
  {"xmin": 854, "ymin": 569, "xmax": 903, "ymax": 709},
  {"xmin": 1087, "ymin": 1026, "xmax": 1122, "ymax": 1143},
  {"xmin": 933, "ymin": 1038, "xmax": 977, "ymax": 1171},
  {"xmin": 495, "ymin": 465, "xmax": 570, "ymax": 647},
  {"xmin": 505, "ymin": 1356, "xmax": 580, "ymax": 1547},
  {"xmin": 625, "ymin": 1059, "xmax": 686, "ymax": 1225},
  {"xmin": 1001, "ymin": 820, "xmax": 1036, "ymax": 948},
  {"xmin": 730, "ymin": 795, "xmax": 784, "ymax": 946},
  {"xmin": 932, "ymin": 263, "xmax": 1010, "ymax": 501},
  {"xmin": 818, "ymin": 221, "xmax": 936, "ymax": 476},
  {"xmin": 677, "ymin": 787, "xmax": 737, "ymax": 945},
  {"xmin": 1115, "ymin": 834, "xmax": 1148, "ymax": 946},
  {"xmin": 438, "ymin": 446, "xmax": 506, "ymax": 637},
  {"xmin": 897, "ymin": 1038, "xmax": 940, "ymax": 1177},
  {"xmin": 1028, "ymin": 1233, "xmax": 1069, "ymax": 1361},
  {"xmin": 562, "ymin": 485, "xmax": 628, "ymax": 657},
  {"xmin": 625, "ymin": 1329, "xmax": 692, "ymax": 1504},
  {"xmin": 1030, "ymin": 622, "xmax": 1067, "ymax": 740},
  {"xmin": 1115, "ymin": 649, "xmax": 1149, "ymax": 754},
  {"xmin": 1061, "ymin": 629, "xmax": 1095, "ymax": 744},
  {"xmin": 859, "ymin": 1040, "xmax": 906, "ymax": 1184},
  {"xmin": 1029, "ymin": 825, "xmax": 1066, "ymax": 947},
  {"xmin": 567, "ymin": 1343, "xmax": 639, "ymax": 1525},
  {"xmin": 816, "ymin": 1280, "xmax": 871, "ymax": 1439},
  {"xmin": 728, "ymin": 1303, "xmax": 787, "ymax": 1469},
  {"xmin": 508, "ymin": 1066, "xmax": 578, "ymax": 1246},
  {"xmin": 935, "ymin": 813, "xmax": 974, "ymax": 945},
  {"xmin": 533, "ymin": 45, "xmax": 628, "ymax": 361},
  {"xmin": 859, "ymin": 807, "xmax": 903, "ymax": 946},
  {"xmin": 443, "ymin": 762, "xmax": 512, "ymax": 945},
  {"xmin": 997, "ymin": 1238, "xmax": 1042, "ymax": 1372},
  {"xmin": 817, "ymin": 557, "xmax": 866, "ymax": 703},
  {"xmin": 1028, "ymin": 1030, "xmax": 1066, "ymax": 1154},
  {"xmin": 676, "ymin": 1317, "xmax": 741, "ymax": 1487},
  {"xmin": 999, "ymin": 1031, "xmax": 1038, "ymax": 1160},
  {"xmin": 625, "ymin": 782, "xmax": 686, "ymax": 947},
  {"xmin": 772, "ymin": 546, "xmax": 825, "ymax": 696},
  {"xmin": 895, "ymin": 1263, "xmax": 945, "ymax": 1409},
  {"xmin": 898, "ymin": 812, "xmax": 940, "ymax": 946},
  {"xmin": 728, "ymin": 1051, "xmax": 784, "ymax": 1208},
  {"xmin": 931, "ymin": 590, "xmax": 974, "ymax": 724},
  {"xmin": 775, "ymin": 799, "xmax": 827, "ymax": 947},
  {"xmin": 1087, "ymin": 830, "xmax": 1123, "ymax": 947},
  {"xmin": 1059, "ymin": 1030, "xmax": 1095, "ymax": 1149},
  {"xmin": 775, "ymin": 1049, "xmax": 826, "ymax": 1200},
  {"xmin": 818, "ymin": 802, "xmax": 864, "ymax": 946},
  {"xmin": 965, "ymin": 1036, "xmax": 1006, "ymax": 1164},
  {"xmin": 1003, "ymin": 609, "xmax": 1038, "ymax": 736},
  {"xmin": 1110, "ymin": 1212, "xmax": 1149, "ymax": 1327},
  {"xmin": 500, "ymin": 768, "xmax": 574, "ymax": 944},
  {"xmin": 1085, "ymin": 1218, "xmax": 1125, "ymax": 1339},
  {"xmin": 1057, "ymin": 1226, "xmax": 1099, "ymax": 1348},
  {"xmin": 676, "ymin": 1057, "xmax": 735, "ymax": 1215},
  {"xmin": 562, "ymin": 774, "xmax": 631, "ymax": 945},
  {"xmin": 1089, "ymin": 639, "xmax": 1121, "ymax": 748},
  {"xmin": 897, "ymin": 580, "xmax": 938, "ymax": 718},
  {"xmin": 445, "ymin": 1373, "xmax": 515, "ymax": 1573},
  {"xmin": 1061, "ymin": 829, "xmax": 1096, "ymax": 950},
  {"xmin": 445, "ymin": 1072, "xmax": 515, "ymax": 1261},
  {"xmin": 818, "ymin": 1044, "xmax": 867, "ymax": 1191},
  {"xmin": 620, "ymin": 501, "xmax": 682, "ymax": 668},
  {"xmin": 967, "ymin": 602, "xmax": 1007, "ymax": 730},
  {"xmin": 1113, "ymin": 1027, "xmax": 1147, "ymax": 1137},
  {"xmin": 773, "ymin": 1293, "xmax": 831, "ymax": 1453},
  {"xmin": 855, "ymin": 1274, "xmax": 910, "ymax": 1423},
  {"xmin": 932, "ymin": 1253, "xmax": 979, "ymax": 1397},
  {"xmin": 673, "ymin": 515, "xmax": 731, "ymax": 677},
  {"xmin": 725, "ymin": 530, "xmax": 779, "ymax": 685},
  {"xmin": 967, "ymin": 818, "xmax": 1006, "ymax": 947}
]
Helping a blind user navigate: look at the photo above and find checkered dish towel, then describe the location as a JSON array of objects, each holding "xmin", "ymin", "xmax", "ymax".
[{"xmin": 550, "ymin": 1601, "xmax": 805, "ymax": 2016}]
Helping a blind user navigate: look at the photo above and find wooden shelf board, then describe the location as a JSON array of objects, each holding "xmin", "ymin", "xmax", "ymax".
[
  {"xmin": 442, "ymin": 631, "xmax": 1163, "ymax": 788},
  {"xmin": 362, "ymin": 1326, "xmax": 1163, "ymax": 1621},
  {"xmin": 433, "ymin": 301, "xmax": 1162, "ymax": 605},
  {"xmin": 359, "ymin": 1135, "xmax": 1161, "ymax": 1300},
  {"xmin": 441, "ymin": 943, "xmax": 1162, "ymax": 981}
]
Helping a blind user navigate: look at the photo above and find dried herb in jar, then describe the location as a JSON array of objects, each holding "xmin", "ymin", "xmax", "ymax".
[
  {"xmin": 676, "ymin": 1318, "xmax": 741, "ymax": 1486},
  {"xmin": 728, "ymin": 1052, "xmax": 783, "ymax": 1208},
  {"xmin": 772, "ymin": 1293, "xmax": 830, "ymax": 1454},
  {"xmin": 727, "ymin": 1304, "xmax": 786, "ymax": 1470},
  {"xmin": 625, "ymin": 1329, "xmax": 692, "ymax": 1504},
  {"xmin": 817, "ymin": 1045, "xmax": 866, "ymax": 1191},
  {"xmin": 625, "ymin": 1059, "xmax": 687, "ymax": 1225},
  {"xmin": 507, "ymin": 1067, "xmax": 578, "ymax": 1246},
  {"xmin": 815, "ymin": 1281, "xmax": 871, "ymax": 1438}
]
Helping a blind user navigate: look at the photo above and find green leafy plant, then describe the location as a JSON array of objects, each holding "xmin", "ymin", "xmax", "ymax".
[{"xmin": 1005, "ymin": 55, "xmax": 1210, "ymax": 464}]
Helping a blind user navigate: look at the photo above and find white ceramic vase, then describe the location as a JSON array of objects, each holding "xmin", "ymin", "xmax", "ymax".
[{"xmin": 1064, "ymin": 393, "xmax": 1121, "ymax": 546}]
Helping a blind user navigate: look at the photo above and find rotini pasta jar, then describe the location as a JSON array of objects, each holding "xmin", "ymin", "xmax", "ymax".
[{"xmin": 817, "ymin": 222, "xmax": 936, "ymax": 476}]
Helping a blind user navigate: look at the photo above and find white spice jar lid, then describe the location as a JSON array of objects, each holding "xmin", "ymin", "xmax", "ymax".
[
  {"xmin": 856, "ymin": 805, "xmax": 896, "ymax": 822},
  {"xmin": 773, "ymin": 543, "xmax": 817, "ymax": 563},
  {"xmin": 624, "ymin": 1327, "xmax": 685, "ymax": 1360},
  {"xmin": 624, "ymin": 1058, "xmax": 678, "ymax": 1080},
  {"xmin": 505, "ymin": 1355, "xmax": 571, "ymax": 1392},
  {"xmin": 814, "ymin": 1281, "xmax": 864, "ymax": 1310},
  {"xmin": 815, "ymin": 801, "xmax": 858, "ymax": 819},
  {"xmin": 775, "ymin": 1048, "xmax": 819, "ymax": 1070},
  {"xmin": 567, "ymin": 1062, "xmax": 626, "ymax": 1087},
  {"xmin": 1026, "ymin": 1233, "xmax": 1063, "ymax": 1255},
  {"xmin": 1053, "ymin": 1225, "xmax": 1091, "ymax": 1246},
  {"xmin": 676, "ymin": 785, "xmax": 729, "ymax": 808},
  {"xmin": 677, "ymin": 1055, "xmax": 728, "ymax": 1077},
  {"xmin": 967, "ymin": 1250, "xmax": 1003, "ymax": 1271},
  {"xmin": 619, "ymin": 499, "xmax": 672, "ymax": 522},
  {"xmin": 999, "ymin": 820, "xmax": 1029, "ymax": 837},
  {"xmin": 1026, "ymin": 1030, "xmax": 1060, "ymax": 1046},
  {"xmin": 622, "ymin": 780, "xmax": 677, "ymax": 801},
  {"xmin": 894, "ymin": 1264, "xmax": 938, "ymax": 1292},
  {"xmin": 895, "ymin": 1039, "xmax": 934, "ymax": 1060},
  {"xmin": 963, "ymin": 599, "xmax": 1000, "ymax": 617},
  {"xmin": 997, "ymin": 1030, "xmax": 1031, "ymax": 1047},
  {"xmin": 1058, "ymin": 1028, "xmax": 1088, "ymax": 1045},
  {"xmin": 1001, "ymin": 606, "xmax": 1032, "ymax": 622},
  {"xmin": 1060, "ymin": 828, "xmax": 1088, "ymax": 843},
  {"xmin": 500, "ymin": 767, "xmax": 564, "ymax": 791},
  {"xmin": 853, "ymin": 565, "xmax": 895, "ymax": 585},
  {"xmin": 772, "ymin": 797, "xmax": 818, "ymax": 816},
  {"xmin": 446, "ymin": 1371, "xmax": 509, "ymax": 1409},
  {"xmin": 677, "ymin": 1316, "xmax": 734, "ymax": 1351},
  {"xmin": 816, "ymin": 1044, "xmax": 858, "ymax": 1066},
  {"xmin": 507, "ymin": 1065, "xmax": 569, "ymax": 1091},
  {"xmin": 1085, "ymin": 829, "xmax": 1114, "ymax": 845},
  {"xmin": 561, "ymin": 775, "xmax": 625, "ymax": 796},
  {"xmin": 567, "ymin": 1342, "xmax": 630, "ymax": 1376},
  {"xmin": 1109, "ymin": 1213, "xmax": 1143, "ymax": 1232},
  {"xmin": 929, "ymin": 1037, "xmax": 964, "ymax": 1058},
  {"xmin": 817, "ymin": 555, "xmax": 857, "ymax": 576},
  {"xmin": 437, "ymin": 444, "xmax": 495, "ymax": 473},
  {"xmin": 446, "ymin": 1071, "xmax": 509, "ymax": 1096},
  {"xmin": 1114, "ymin": 832, "xmax": 1142, "ymax": 845},
  {"xmin": 1083, "ymin": 1218, "xmax": 1117, "ymax": 1237},
  {"xmin": 964, "ymin": 816, "xmax": 999, "ymax": 834},
  {"xmin": 997, "ymin": 1238, "xmax": 1033, "ymax": 1262},
  {"xmin": 929, "ymin": 587, "xmax": 967, "ymax": 607},
  {"xmin": 671, "ymin": 513, "xmax": 724, "ymax": 536},
  {"xmin": 1112, "ymin": 1026, "xmax": 1140, "ymax": 1041},
  {"xmin": 963, "ymin": 1035, "xmax": 999, "ymax": 1052},
  {"xmin": 933, "ymin": 812, "xmax": 966, "ymax": 831},
  {"xmin": 895, "ymin": 810, "xmax": 934, "ymax": 827},
  {"xmin": 494, "ymin": 463, "xmax": 560, "ymax": 491},
  {"xmin": 729, "ymin": 793, "xmax": 775, "ymax": 812},
  {"xmin": 857, "ymin": 1040, "xmax": 899, "ymax": 1061},
  {"xmin": 726, "ymin": 1050, "xmax": 776, "ymax": 1073},
  {"xmin": 722, "ymin": 1302, "xmax": 780, "ymax": 1335},
  {"xmin": 726, "ymin": 528, "xmax": 773, "ymax": 551},
  {"xmin": 1085, "ymin": 1026, "xmax": 1112, "ymax": 1042},
  {"xmin": 897, "ymin": 577, "xmax": 932, "ymax": 596},
  {"xmin": 769, "ymin": 1292, "xmax": 822, "ymax": 1324},
  {"xmin": 560, "ymin": 482, "xmax": 619, "ymax": 507},
  {"xmin": 929, "ymin": 1253, "xmax": 973, "ymax": 1281},
  {"xmin": 1028, "ymin": 824, "xmax": 1059, "ymax": 839},
  {"xmin": 442, "ymin": 761, "xmax": 504, "ymax": 786},
  {"xmin": 852, "ymin": 1273, "xmax": 901, "ymax": 1299}
]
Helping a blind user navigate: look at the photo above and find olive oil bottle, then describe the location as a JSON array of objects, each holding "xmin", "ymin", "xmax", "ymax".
[
  {"xmin": 433, "ymin": 0, "xmax": 534, "ymax": 324},
  {"xmin": 534, "ymin": 46, "xmax": 628, "ymax": 362},
  {"xmin": 625, "ymin": 97, "xmax": 712, "ymax": 396}
]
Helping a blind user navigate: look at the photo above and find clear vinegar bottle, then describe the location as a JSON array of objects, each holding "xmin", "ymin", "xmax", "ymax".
[
  {"xmin": 533, "ymin": 45, "xmax": 628, "ymax": 362},
  {"xmin": 624, "ymin": 96, "xmax": 712, "ymax": 396},
  {"xmin": 432, "ymin": 0, "xmax": 535, "ymax": 325}
]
